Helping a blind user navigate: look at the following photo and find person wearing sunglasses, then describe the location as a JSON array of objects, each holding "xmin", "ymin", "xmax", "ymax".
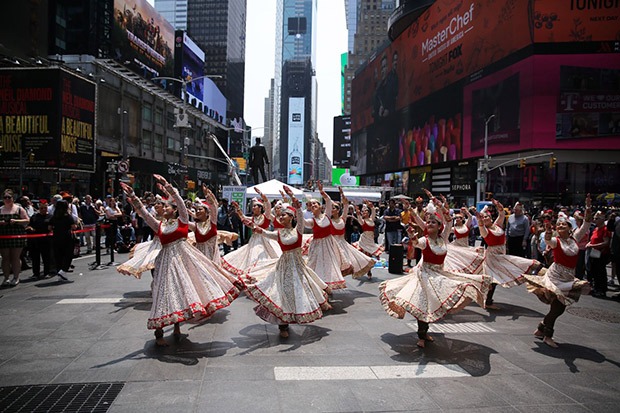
[{"xmin": 0, "ymin": 189, "xmax": 30, "ymax": 286}]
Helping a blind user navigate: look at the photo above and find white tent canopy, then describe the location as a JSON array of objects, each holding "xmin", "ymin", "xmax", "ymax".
[{"xmin": 245, "ymin": 179, "xmax": 305, "ymax": 200}]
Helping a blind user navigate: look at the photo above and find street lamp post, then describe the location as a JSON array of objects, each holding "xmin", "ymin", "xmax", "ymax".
[{"xmin": 476, "ymin": 114, "xmax": 496, "ymax": 204}]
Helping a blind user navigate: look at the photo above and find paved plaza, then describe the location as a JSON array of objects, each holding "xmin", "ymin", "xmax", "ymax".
[{"xmin": 0, "ymin": 250, "xmax": 619, "ymax": 412}]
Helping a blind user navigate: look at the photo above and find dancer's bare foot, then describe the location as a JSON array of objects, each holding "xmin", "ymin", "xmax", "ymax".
[
  {"xmin": 279, "ymin": 330, "xmax": 289, "ymax": 338},
  {"xmin": 173, "ymin": 324, "xmax": 182, "ymax": 341},
  {"xmin": 486, "ymin": 303, "xmax": 501, "ymax": 310},
  {"xmin": 543, "ymin": 337, "xmax": 558, "ymax": 348},
  {"xmin": 423, "ymin": 334, "xmax": 434, "ymax": 342},
  {"xmin": 416, "ymin": 339, "xmax": 425, "ymax": 348},
  {"xmin": 534, "ymin": 329, "xmax": 544, "ymax": 339},
  {"xmin": 321, "ymin": 302, "xmax": 333, "ymax": 311},
  {"xmin": 155, "ymin": 337, "xmax": 169, "ymax": 347},
  {"xmin": 367, "ymin": 271, "xmax": 372, "ymax": 279}
]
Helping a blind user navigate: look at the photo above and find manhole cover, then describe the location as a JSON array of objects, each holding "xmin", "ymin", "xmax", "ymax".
[
  {"xmin": 566, "ymin": 307, "xmax": 620, "ymax": 323},
  {"xmin": 0, "ymin": 382, "xmax": 124, "ymax": 412}
]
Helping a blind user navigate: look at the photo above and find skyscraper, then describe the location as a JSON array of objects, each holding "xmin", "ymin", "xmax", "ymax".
[
  {"xmin": 272, "ymin": 0, "xmax": 317, "ymax": 184},
  {"xmin": 343, "ymin": 0, "xmax": 394, "ymax": 115},
  {"xmin": 154, "ymin": 0, "xmax": 188, "ymax": 30}
]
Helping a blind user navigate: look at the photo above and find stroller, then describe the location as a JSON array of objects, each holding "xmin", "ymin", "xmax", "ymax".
[{"xmin": 115, "ymin": 215, "xmax": 136, "ymax": 253}]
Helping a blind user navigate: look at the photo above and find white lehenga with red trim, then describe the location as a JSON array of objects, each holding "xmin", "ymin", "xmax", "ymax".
[
  {"xmin": 331, "ymin": 218, "xmax": 374, "ymax": 279},
  {"xmin": 221, "ymin": 214, "xmax": 281, "ymax": 277},
  {"xmin": 117, "ymin": 236, "xmax": 162, "ymax": 278},
  {"xmin": 353, "ymin": 219, "xmax": 384, "ymax": 257},
  {"xmin": 306, "ymin": 215, "xmax": 348, "ymax": 290},
  {"xmin": 379, "ymin": 236, "xmax": 492, "ymax": 323},
  {"xmin": 193, "ymin": 220, "xmax": 221, "ymax": 266},
  {"xmin": 243, "ymin": 218, "xmax": 329, "ymax": 325},
  {"xmin": 444, "ymin": 225, "xmax": 485, "ymax": 275},
  {"xmin": 482, "ymin": 226, "xmax": 543, "ymax": 287}
]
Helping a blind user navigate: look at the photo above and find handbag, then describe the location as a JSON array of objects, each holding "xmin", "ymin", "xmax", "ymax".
[{"xmin": 589, "ymin": 248, "xmax": 601, "ymax": 259}]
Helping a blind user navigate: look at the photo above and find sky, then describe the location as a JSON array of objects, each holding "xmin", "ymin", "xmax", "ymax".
[
  {"xmin": 244, "ymin": 0, "xmax": 348, "ymax": 162},
  {"xmin": 148, "ymin": 0, "xmax": 348, "ymax": 162}
]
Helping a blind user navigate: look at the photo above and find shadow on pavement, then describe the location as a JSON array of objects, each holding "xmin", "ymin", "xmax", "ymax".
[
  {"xmin": 446, "ymin": 303, "xmax": 546, "ymax": 323},
  {"xmin": 381, "ymin": 332, "xmax": 496, "ymax": 377},
  {"xmin": 186, "ymin": 309, "xmax": 231, "ymax": 329},
  {"xmin": 231, "ymin": 324, "xmax": 331, "ymax": 355},
  {"xmin": 532, "ymin": 341, "xmax": 620, "ymax": 373},
  {"xmin": 111, "ymin": 290, "xmax": 152, "ymax": 312},
  {"xmin": 93, "ymin": 337, "xmax": 236, "ymax": 367},
  {"xmin": 327, "ymin": 289, "xmax": 376, "ymax": 315}
]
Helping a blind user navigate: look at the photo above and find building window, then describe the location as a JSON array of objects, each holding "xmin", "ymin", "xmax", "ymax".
[
  {"xmin": 154, "ymin": 108, "xmax": 163, "ymax": 126},
  {"xmin": 154, "ymin": 133, "xmax": 163, "ymax": 153},
  {"xmin": 142, "ymin": 129, "xmax": 152, "ymax": 152},
  {"xmin": 167, "ymin": 136, "xmax": 176, "ymax": 151},
  {"xmin": 143, "ymin": 103, "xmax": 152, "ymax": 122}
]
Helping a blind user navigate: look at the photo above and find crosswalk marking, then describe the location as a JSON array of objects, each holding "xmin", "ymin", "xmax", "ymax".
[
  {"xmin": 274, "ymin": 365, "xmax": 470, "ymax": 381},
  {"xmin": 57, "ymin": 298, "xmax": 151, "ymax": 304},
  {"xmin": 407, "ymin": 322, "xmax": 496, "ymax": 333}
]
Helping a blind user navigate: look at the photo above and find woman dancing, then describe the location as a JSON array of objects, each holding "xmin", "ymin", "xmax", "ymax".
[
  {"xmin": 352, "ymin": 200, "xmax": 384, "ymax": 279},
  {"xmin": 120, "ymin": 176, "xmax": 240, "ymax": 346},
  {"xmin": 304, "ymin": 181, "xmax": 349, "ymax": 290},
  {"xmin": 330, "ymin": 187, "xmax": 374, "ymax": 279},
  {"xmin": 523, "ymin": 195, "xmax": 592, "ymax": 347},
  {"xmin": 117, "ymin": 190, "xmax": 166, "ymax": 278},
  {"xmin": 221, "ymin": 189, "xmax": 281, "ymax": 277},
  {"xmin": 476, "ymin": 200, "xmax": 543, "ymax": 310},
  {"xmin": 379, "ymin": 202, "xmax": 491, "ymax": 348},
  {"xmin": 243, "ymin": 187, "xmax": 332, "ymax": 339},
  {"xmin": 189, "ymin": 184, "xmax": 222, "ymax": 265}
]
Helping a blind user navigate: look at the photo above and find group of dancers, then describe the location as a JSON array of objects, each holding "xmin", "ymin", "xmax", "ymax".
[{"xmin": 117, "ymin": 175, "xmax": 592, "ymax": 350}]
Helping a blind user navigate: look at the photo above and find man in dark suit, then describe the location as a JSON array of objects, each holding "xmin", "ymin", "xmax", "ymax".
[{"xmin": 249, "ymin": 137, "xmax": 269, "ymax": 184}]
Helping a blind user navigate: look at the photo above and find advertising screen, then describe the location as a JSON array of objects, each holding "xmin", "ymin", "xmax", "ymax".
[
  {"xmin": 351, "ymin": 0, "xmax": 532, "ymax": 134},
  {"xmin": 463, "ymin": 53, "xmax": 620, "ymax": 159},
  {"xmin": 176, "ymin": 31, "xmax": 205, "ymax": 106},
  {"xmin": 332, "ymin": 168, "xmax": 359, "ymax": 187},
  {"xmin": 534, "ymin": 1, "xmax": 620, "ymax": 44},
  {"xmin": 332, "ymin": 115, "xmax": 351, "ymax": 167},
  {"xmin": 112, "ymin": 0, "xmax": 175, "ymax": 80},
  {"xmin": 0, "ymin": 68, "xmax": 96, "ymax": 172},
  {"xmin": 287, "ymin": 97, "xmax": 305, "ymax": 185}
]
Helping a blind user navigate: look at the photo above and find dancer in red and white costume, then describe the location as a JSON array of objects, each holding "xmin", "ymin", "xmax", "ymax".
[
  {"xmin": 243, "ymin": 188, "xmax": 332, "ymax": 338},
  {"xmin": 352, "ymin": 200, "xmax": 384, "ymax": 279},
  {"xmin": 304, "ymin": 181, "xmax": 349, "ymax": 290},
  {"xmin": 523, "ymin": 194, "xmax": 592, "ymax": 347},
  {"xmin": 379, "ymin": 202, "xmax": 491, "ymax": 348},
  {"xmin": 330, "ymin": 187, "xmax": 374, "ymax": 279},
  {"xmin": 188, "ymin": 184, "xmax": 222, "ymax": 265},
  {"xmin": 120, "ymin": 176, "xmax": 240, "ymax": 346},
  {"xmin": 476, "ymin": 199, "xmax": 543, "ymax": 310},
  {"xmin": 221, "ymin": 189, "xmax": 281, "ymax": 277}
]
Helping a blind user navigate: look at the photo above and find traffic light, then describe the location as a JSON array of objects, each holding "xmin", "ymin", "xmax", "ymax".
[
  {"xmin": 549, "ymin": 157, "xmax": 557, "ymax": 168},
  {"xmin": 518, "ymin": 159, "xmax": 526, "ymax": 168}
]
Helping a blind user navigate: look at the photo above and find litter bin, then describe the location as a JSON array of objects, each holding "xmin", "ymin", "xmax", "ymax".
[{"xmin": 388, "ymin": 244, "xmax": 404, "ymax": 274}]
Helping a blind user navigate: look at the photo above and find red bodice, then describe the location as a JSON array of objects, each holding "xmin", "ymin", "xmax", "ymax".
[
  {"xmin": 361, "ymin": 222, "xmax": 375, "ymax": 232},
  {"xmin": 312, "ymin": 218, "xmax": 332, "ymax": 239},
  {"xmin": 454, "ymin": 226, "xmax": 470, "ymax": 239},
  {"xmin": 195, "ymin": 222, "xmax": 217, "ymax": 243},
  {"xmin": 552, "ymin": 237, "xmax": 578, "ymax": 269},
  {"xmin": 158, "ymin": 221, "xmax": 188, "ymax": 245},
  {"xmin": 484, "ymin": 228, "xmax": 505, "ymax": 246},
  {"xmin": 273, "ymin": 219, "xmax": 284, "ymax": 229},
  {"xmin": 421, "ymin": 238, "xmax": 446, "ymax": 265},
  {"xmin": 278, "ymin": 229, "xmax": 302, "ymax": 251},
  {"xmin": 256, "ymin": 214, "xmax": 271, "ymax": 229},
  {"xmin": 331, "ymin": 221, "xmax": 345, "ymax": 236}
]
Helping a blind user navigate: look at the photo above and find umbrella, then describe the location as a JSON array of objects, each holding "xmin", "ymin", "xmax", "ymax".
[
  {"xmin": 597, "ymin": 192, "xmax": 620, "ymax": 202},
  {"xmin": 391, "ymin": 194, "xmax": 412, "ymax": 200}
]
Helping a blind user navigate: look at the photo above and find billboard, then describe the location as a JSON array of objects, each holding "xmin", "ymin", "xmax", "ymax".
[
  {"xmin": 463, "ymin": 53, "xmax": 620, "ymax": 159},
  {"xmin": 174, "ymin": 31, "xmax": 205, "ymax": 107},
  {"xmin": 287, "ymin": 97, "xmax": 305, "ymax": 185},
  {"xmin": 332, "ymin": 115, "xmax": 351, "ymax": 167},
  {"xmin": 351, "ymin": 0, "xmax": 532, "ymax": 134},
  {"xmin": 0, "ymin": 68, "xmax": 96, "ymax": 172},
  {"xmin": 112, "ymin": 0, "xmax": 175, "ymax": 81},
  {"xmin": 332, "ymin": 168, "xmax": 359, "ymax": 187},
  {"xmin": 533, "ymin": 1, "xmax": 620, "ymax": 45}
]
